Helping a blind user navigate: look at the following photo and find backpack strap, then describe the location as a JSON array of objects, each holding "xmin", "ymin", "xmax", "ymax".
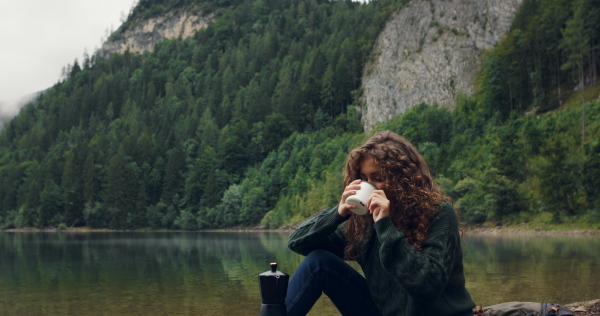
[
  {"xmin": 543, "ymin": 303, "xmax": 575, "ymax": 316},
  {"xmin": 546, "ymin": 304, "xmax": 560, "ymax": 315}
]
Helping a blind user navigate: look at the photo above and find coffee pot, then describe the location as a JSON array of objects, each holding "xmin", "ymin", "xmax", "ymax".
[{"xmin": 258, "ymin": 262, "xmax": 288, "ymax": 316}]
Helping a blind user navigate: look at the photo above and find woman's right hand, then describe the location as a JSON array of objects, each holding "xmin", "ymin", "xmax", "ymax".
[{"xmin": 338, "ymin": 179, "xmax": 362, "ymax": 217}]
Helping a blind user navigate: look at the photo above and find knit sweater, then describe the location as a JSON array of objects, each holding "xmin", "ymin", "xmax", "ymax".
[{"xmin": 287, "ymin": 202, "xmax": 475, "ymax": 316}]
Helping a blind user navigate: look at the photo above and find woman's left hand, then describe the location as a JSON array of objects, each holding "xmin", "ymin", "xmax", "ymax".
[{"xmin": 368, "ymin": 190, "xmax": 391, "ymax": 222}]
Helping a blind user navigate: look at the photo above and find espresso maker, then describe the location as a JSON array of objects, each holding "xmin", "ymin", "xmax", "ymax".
[{"xmin": 258, "ymin": 262, "xmax": 289, "ymax": 316}]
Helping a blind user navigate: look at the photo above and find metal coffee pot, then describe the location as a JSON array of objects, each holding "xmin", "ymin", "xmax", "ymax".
[{"xmin": 258, "ymin": 262, "xmax": 288, "ymax": 316}]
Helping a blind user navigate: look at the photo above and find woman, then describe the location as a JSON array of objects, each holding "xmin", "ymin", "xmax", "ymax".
[{"xmin": 286, "ymin": 131, "xmax": 475, "ymax": 316}]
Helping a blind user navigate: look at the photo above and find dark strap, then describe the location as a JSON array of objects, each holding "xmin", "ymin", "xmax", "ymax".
[{"xmin": 543, "ymin": 303, "xmax": 575, "ymax": 316}]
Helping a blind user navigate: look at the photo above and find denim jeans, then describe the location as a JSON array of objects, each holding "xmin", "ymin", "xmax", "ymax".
[{"xmin": 285, "ymin": 249, "xmax": 382, "ymax": 316}]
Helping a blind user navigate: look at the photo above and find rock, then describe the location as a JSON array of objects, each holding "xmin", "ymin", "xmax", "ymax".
[
  {"xmin": 565, "ymin": 299, "xmax": 600, "ymax": 316},
  {"xmin": 573, "ymin": 306, "xmax": 587, "ymax": 312},
  {"xmin": 359, "ymin": 0, "xmax": 523, "ymax": 131},
  {"xmin": 100, "ymin": 10, "xmax": 214, "ymax": 56}
]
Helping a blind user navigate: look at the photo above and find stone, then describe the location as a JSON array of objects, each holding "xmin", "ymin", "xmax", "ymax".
[
  {"xmin": 100, "ymin": 10, "xmax": 214, "ymax": 56},
  {"xmin": 359, "ymin": 0, "xmax": 523, "ymax": 131}
]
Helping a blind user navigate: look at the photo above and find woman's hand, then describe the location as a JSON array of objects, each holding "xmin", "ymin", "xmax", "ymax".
[
  {"xmin": 368, "ymin": 190, "xmax": 390, "ymax": 222},
  {"xmin": 338, "ymin": 179, "xmax": 362, "ymax": 217}
]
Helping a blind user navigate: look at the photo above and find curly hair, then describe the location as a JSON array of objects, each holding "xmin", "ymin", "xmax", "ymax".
[{"xmin": 343, "ymin": 131, "xmax": 449, "ymax": 260}]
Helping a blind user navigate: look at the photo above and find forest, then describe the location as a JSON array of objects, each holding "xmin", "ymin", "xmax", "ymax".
[{"xmin": 0, "ymin": 0, "xmax": 599, "ymax": 230}]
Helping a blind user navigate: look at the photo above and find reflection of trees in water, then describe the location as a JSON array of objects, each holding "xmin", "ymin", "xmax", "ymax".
[
  {"xmin": 0, "ymin": 232, "xmax": 285, "ymax": 282},
  {"xmin": 465, "ymin": 235, "xmax": 600, "ymax": 260},
  {"xmin": 259, "ymin": 231, "xmax": 306, "ymax": 274},
  {"xmin": 463, "ymin": 235, "xmax": 600, "ymax": 306},
  {"xmin": 3, "ymin": 233, "xmax": 597, "ymax": 314},
  {"xmin": 0, "ymin": 232, "xmax": 288, "ymax": 315}
]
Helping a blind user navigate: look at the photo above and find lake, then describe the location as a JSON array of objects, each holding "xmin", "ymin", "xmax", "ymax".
[{"xmin": 0, "ymin": 231, "xmax": 598, "ymax": 315}]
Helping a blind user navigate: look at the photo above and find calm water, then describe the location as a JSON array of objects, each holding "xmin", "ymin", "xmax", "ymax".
[{"xmin": 0, "ymin": 231, "xmax": 598, "ymax": 315}]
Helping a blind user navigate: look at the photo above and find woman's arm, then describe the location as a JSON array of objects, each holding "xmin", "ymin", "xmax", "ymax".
[
  {"xmin": 374, "ymin": 203, "xmax": 460, "ymax": 301},
  {"xmin": 289, "ymin": 180, "xmax": 364, "ymax": 257},
  {"xmin": 287, "ymin": 206, "xmax": 349, "ymax": 258}
]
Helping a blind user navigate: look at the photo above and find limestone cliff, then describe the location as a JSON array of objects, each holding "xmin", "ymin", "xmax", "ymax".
[
  {"xmin": 99, "ymin": 0, "xmax": 522, "ymax": 132},
  {"xmin": 100, "ymin": 10, "xmax": 214, "ymax": 56},
  {"xmin": 360, "ymin": 0, "xmax": 523, "ymax": 131}
]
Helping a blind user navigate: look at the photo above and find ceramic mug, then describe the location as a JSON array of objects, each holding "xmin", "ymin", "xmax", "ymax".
[{"xmin": 346, "ymin": 181, "xmax": 377, "ymax": 215}]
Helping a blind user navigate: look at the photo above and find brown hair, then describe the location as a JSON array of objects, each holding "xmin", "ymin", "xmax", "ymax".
[{"xmin": 343, "ymin": 131, "xmax": 448, "ymax": 260}]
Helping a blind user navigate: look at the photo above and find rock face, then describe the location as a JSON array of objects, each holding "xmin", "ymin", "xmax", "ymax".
[
  {"xmin": 360, "ymin": 0, "xmax": 523, "ymax": 131},
  {"xmin": 100, "ymin": 11, "xmax": 214, "ymax": 56}
]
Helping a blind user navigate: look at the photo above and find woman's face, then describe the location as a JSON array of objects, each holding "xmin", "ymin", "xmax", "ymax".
[{"xmin": 359, "ymin": 155, "xmax": 387, "ymax": 191}]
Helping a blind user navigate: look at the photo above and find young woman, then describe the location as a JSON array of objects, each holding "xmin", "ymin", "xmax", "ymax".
[{"xmin": 286, "ymin": 131, "xmax": 475, "ymax": 316}]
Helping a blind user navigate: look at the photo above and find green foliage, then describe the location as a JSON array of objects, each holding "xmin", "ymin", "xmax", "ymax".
[
  {"xmin": 39, "ymin": 179, "xmax": 64, "ymax": 227},
  {"xmin": 174, "ymin": 209, "xmax": 198, "ymax": 230},
  {"xmin": 83, "ymin": 202, "xmax": 106, "ymax": 228},
  {"xmin": 1, "ymin": 0, "xmax": 599, "ymax": 230},
  {"xmin": 376, "ymin": 95, "xmax": 600, "ymax": 226},
  {"xmin": 260, "ymin": 132, "xmax": 364, "ymax": 228},
  {"xmin": 0, "ymin": 0, "xmax": 395, "ymax": 229}
]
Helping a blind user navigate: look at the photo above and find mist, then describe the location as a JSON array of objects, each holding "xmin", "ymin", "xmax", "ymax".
[{"xmin": 0, "ymin": 91, "xmax": 42, "ymax": 122}]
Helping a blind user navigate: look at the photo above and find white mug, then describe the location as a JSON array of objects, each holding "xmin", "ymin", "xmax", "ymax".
[{"xmin": 346, "ymin": 181, "xmax": 377, "ymax": 215}]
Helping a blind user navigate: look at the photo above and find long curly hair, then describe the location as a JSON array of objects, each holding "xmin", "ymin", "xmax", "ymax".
[{"xmin": 343, "ymin": 131, "xmax": 448, "ymax": 260}]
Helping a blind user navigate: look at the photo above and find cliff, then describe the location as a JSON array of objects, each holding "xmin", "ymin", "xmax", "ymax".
[
  {"xmin": 100, "ymin": 10, "xmax": 214, "ymax": 56},
  {"xmin": 360, "ymin": 0, "xmax": 523, "ymax": 131},
  {"xmin": 99, "ymin": 0, "xmax": 524, "ymax": 132}
]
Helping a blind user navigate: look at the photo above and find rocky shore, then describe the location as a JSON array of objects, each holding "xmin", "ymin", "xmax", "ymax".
[
  {"xmin": 565, "ymin": 299, "xmax": 600, "ymax": 315},
  {"xmin": 464, "ymin": 227, "xmax": 600, "ymax": 236},
  {"xmin": 3, "ymin": 226, "xmax": 600, "ymax": 235}
]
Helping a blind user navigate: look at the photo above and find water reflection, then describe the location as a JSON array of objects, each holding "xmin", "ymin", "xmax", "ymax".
[
  {"xmin": 463, "ymin": 234, "xmax": 600, "ymax": 306},
  {"xmin": 0, "ymin": 232, "xmax": 598, "ymax": 315}
]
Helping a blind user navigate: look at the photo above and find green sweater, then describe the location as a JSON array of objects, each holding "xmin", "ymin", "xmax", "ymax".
[{"xmin": 288, "ymin": 202, "xmax": 475, "ymax": 316}]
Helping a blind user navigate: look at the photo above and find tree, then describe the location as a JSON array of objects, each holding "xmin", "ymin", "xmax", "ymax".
[
  {"xmin": 238, "ymin": 186, "xmax": 268, "ymax": 226},
  {"xmin": 184, "ymin": 145, "xmax": 219, "ymax": 207},
  {"xmin": 61, "ymin": 142, "xmax": 85, "ymax": 227},
  {"xmin": 539, "ymin": 0, "xmax": 571, "ymax": 107},
  {"xmin": 161, "ymin": 145, "xmax": 186, "ymax": 205},
  {"xmin": 213, "ymin": 184, "xmax": 243, "ymax": 227},
  {"xmin": 583, "ymin": 139, "xmax": 600, "ymax": 208},
  {"xmin": 321, "ymin": 65, "xmax": 335, "ymax": 118},
  {"xmin": 263, "ymin": 113, "xmax": 293, "ymax": 154},
  {"xmin": 103, "ymin": 146, "xmax": 143, "ymax": 228},
  {"xmin": 218, "ymin": 120, "xmax": 250, "ymax": 182},
  {"xmin": 560, "ymin": 0, "xmax": 590, "ymax": 145},
  {"xmin": 38, "ymin": 179, "xmax": 64, "ymax": 227}
]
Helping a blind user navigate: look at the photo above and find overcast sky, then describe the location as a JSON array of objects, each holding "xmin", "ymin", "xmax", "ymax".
[{"xmin": 0, "ymin": 0, "xmax": 137, "ymax": 117}]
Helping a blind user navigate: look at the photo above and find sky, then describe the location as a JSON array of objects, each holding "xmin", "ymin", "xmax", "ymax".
[{"xmin": 0, "ymin": 0, "xmax": 138, "ymax": 117}]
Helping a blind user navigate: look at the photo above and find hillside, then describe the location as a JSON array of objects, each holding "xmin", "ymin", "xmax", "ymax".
[
  {"xmin": 98, "ymin": 0, "xmax": 524, "ymax": 132},
  {"xmin": 0, "ymin": 0, "xmax": 599, "ymax": 230},
  {"xmin": 361, "ymin": 0, "xmax": 523, "ymax": 130}
]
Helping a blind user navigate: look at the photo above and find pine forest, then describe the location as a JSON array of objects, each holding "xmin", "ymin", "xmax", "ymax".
[{"xmin": 1, "ymin": 0, "xmax": 600, "ymax": 230}]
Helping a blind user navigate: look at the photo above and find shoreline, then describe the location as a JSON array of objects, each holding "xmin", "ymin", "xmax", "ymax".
[
  {"xmin": 3, "ymin": 226, "xmax": 600, "ymax": 235},
  {"xmin": 464, "ymin": 226, "xmax": 600, "ymax": 236}
]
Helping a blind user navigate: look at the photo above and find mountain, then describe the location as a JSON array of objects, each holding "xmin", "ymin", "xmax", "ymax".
[
  {"xmin": 361, "ymin": 0, "xmax": 523, "ymax": 130},
  {"xmin": 0, "ymin": 0, "xmax": 393, "ymax": 229},
  {"xmin": 100, "ymin": 10, "xmax": 214, "ymax": 56},
  {"xmin": 0, "ymin": 91, "xmax": 44, "ymax": 131},
  {"xmin": 1, "ymin": 0, "xmax": 599, "ymax": 230},
  {"xmin": 97, "ymin": 0, "xmax": 524, "ymax": 131}
]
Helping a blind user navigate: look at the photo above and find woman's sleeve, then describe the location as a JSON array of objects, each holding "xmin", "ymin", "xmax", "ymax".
[
  {"xmin": 373, "ymin": 203, "xmax": 460, "ymax": 301},
  {"xmin": 287, "ymin": 206, "xmax": 349, "ymax": 258}
]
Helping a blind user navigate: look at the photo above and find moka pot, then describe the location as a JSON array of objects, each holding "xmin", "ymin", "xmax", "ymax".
[{"xmin": 258, "ymin": 263, "xmax": 288, "ymax": 316}]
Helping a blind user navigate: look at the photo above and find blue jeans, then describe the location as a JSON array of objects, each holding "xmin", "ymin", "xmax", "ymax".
[{"xmin": 285, "ymin": 249, "xmax": 382, "ymax": 316}]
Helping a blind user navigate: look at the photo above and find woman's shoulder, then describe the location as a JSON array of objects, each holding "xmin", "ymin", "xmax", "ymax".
[
  {"xmin": 423, "ymin": 200, "xmax": 462, "ymax": 245},
  {"xmin": 435, "ymin": 199, "xmax": 456, "ymax": 214},
  {"xmin": 431, "ymin": 200, "xmax": 459, "ymax": 227}
]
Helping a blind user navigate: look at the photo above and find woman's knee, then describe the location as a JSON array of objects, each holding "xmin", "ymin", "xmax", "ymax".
[
  {"xmin": 303, "ymin": 249, "xmax": 341, "ymax": 268},
  {"xmin": 305, "ymin": 249, "xmax": 336, "ymax": 261},
  {"xmin": 296, "ymin": 249, "xmax": 348, "ymax": 279}
]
